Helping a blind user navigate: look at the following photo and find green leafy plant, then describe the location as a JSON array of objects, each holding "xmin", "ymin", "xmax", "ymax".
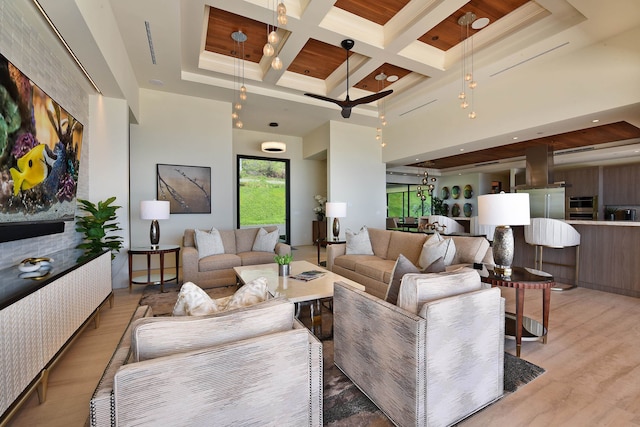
[
  {"xmin": 75, "ymin": 197, "xmax": 124, "ymax": 262},
  {"xmin": 432, "ymin": 196, "xmax": 446, "ymax": 215},
  {"xmin": 274, "ymin": 253, "xmax": 293, "ymax": 265}
]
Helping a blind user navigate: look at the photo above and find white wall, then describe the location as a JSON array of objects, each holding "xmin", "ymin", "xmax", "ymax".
[
  {"xmin": 88, "ymin": 95, "xmax": 130, "ymax": 288},
  {"xmin": 327, "ymin": 121, "xmax": 386, "ymax": 237},
  {"xmin": 233, "ymin": 129, "xmax": 326, "ymax": 246},
  {"xmin": 128, "ymin": 89, "xmax": 232, "ymax": 277}
]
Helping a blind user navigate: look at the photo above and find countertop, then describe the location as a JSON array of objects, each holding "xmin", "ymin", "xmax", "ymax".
[{"xmin": 566, "ymin": 220, "xmax": 640, "ymax": 226}]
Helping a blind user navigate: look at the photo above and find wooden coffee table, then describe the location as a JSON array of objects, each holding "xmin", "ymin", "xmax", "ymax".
[{"xmin": 234, "ymin": 260, "xmax": 364, "ymax": 337}]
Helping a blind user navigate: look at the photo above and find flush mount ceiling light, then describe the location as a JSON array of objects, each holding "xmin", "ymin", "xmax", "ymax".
[{"xmin": 261, "ymin": 141, "xmax": 286, "ymax": 153}]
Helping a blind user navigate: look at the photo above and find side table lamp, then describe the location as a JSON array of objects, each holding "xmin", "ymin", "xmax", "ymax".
[
  {"xmin": 325, "ymin": 202, "xmax": 347, "ymax": 241},
  {"xmin": 140, "ymin": 200, "xmax": 170, "ymax": 249},
  {"xmin": 478, "ymin": 192, "xmax": 530, "ymax": 276}
]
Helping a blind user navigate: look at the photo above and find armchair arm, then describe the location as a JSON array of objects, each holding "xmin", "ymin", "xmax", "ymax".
[
  {"xmin": 274, "ymin": 242, "xmax": 291, "ymax": 256},
  {"xmin": 326, "ymin": 243, "xmax": 346, "ymax": 271}
]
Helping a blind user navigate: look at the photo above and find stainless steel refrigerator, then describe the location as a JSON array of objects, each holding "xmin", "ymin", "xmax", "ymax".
[{"xmin": 516, "ymin": 187, "xmax": 565, "ymax": 219}]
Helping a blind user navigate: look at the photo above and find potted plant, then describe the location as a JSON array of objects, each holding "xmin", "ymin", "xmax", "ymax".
[
  {"xmin": 432, "ymin": 196, "xmax": 446, "ymax": 216},
  {"xmin": 75, "ymin": 197, "xmax": 124, "ymax": 262},
  {"xmin": 274, "ymin": 253, "xmax": 293, "ymax": 276}
]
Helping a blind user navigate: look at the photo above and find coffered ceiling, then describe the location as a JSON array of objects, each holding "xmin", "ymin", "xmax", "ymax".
[{"xmin": 40, "ymin": 0, "xmax": 640, "ymax": 172}]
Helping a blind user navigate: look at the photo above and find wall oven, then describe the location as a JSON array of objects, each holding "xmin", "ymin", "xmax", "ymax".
[{"xmin": 567, "ymin": 196, "xmax": 598, "ymax": 220}]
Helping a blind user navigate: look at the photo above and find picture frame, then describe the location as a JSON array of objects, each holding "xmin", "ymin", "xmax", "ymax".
[{"xmin": 156, "ymin": 164, "xmax": 211, "ymax": 214}]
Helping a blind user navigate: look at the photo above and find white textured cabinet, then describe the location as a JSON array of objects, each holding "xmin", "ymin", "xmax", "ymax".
[{"xmin": 0, "ymin": 251, "xmax": 112, "ymax": 421}]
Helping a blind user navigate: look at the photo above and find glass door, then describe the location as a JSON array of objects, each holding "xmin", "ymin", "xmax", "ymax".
[{"xmin": 237, "ymin": 155, "xmax": 290, "ymax": 243}]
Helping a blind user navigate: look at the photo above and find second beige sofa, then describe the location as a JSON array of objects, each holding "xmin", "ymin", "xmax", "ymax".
[{"xmin": 327, "ymin": 228, "xmax": 492, "ymax": 299}]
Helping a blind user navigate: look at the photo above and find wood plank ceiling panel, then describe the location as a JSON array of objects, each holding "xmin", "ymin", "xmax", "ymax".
[
  {"xmin": 333, "ymin": 0, "xmax": 411, "ymax": 25},
  {"xmin": 287, "ymin": 39, "xmax": 352, "ymax": 80},
  {"xmin": 419, "ymin": 0, "xmax": 529, "ymax": 51},
  {"xmin": 412, "ymin": 122, "xmax": 640, "ymax": 170},
  {"xmin": 354, "ymin": 63, "xmax": 414, "ymax": 92}
]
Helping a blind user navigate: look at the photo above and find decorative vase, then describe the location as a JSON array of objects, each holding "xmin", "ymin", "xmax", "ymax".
[{"xmin": 278, "ymin": 264, "xmax": 290, "ymax": 276}]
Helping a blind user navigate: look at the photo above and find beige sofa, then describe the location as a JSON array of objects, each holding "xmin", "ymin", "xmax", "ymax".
[
  {"xmin": 327, "ymin": 228, "xmax": 492, "ymax": 299},
  {"xmin": 182, "ymin": 226, "xmax": 291, "ymax": 288},
  {"xmin": 90, "ymin": 298, "xmax": 322, "ymax": 427},
  {"xmin": 334, "ymin": 269, "xmax": 505, "ymax": 427}
]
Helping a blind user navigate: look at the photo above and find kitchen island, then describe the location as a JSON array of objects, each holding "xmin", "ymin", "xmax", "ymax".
[{"xmin": 513, "ymin": 220, "xmax": 639, "ymax": 298}]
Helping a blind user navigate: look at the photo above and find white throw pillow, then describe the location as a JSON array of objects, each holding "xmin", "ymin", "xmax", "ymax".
[
  {"xmin": 252, "ymin": 227, "xmax": 279, "ymax": 252},
  {"xmin": 418, "ymin": 231, "xmax": 456, "ymax": 269},
  {"xmin": 173, "ymin": 277, "xmax": 270, "ymax": 316},
  {"xmin": 397, "ymin": 268, "xmax": 482, "ymax": 315},
  {"xmin": 195, "ymin": 228, "xmax": 225, "ymax": 259},
  {"xmin": 345, "ymin": 226, "xmax": 374, "ymax": 255}
]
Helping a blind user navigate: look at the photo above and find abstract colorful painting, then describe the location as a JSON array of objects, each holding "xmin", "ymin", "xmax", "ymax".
[{"xmin": 156, "ymin": 164, "xmax": 211, "ymax": 214}]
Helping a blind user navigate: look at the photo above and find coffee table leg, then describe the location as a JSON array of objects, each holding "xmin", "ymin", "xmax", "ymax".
[{"xmin": 515, "ymin": 288, "xmax": 524, "ymax": 358}]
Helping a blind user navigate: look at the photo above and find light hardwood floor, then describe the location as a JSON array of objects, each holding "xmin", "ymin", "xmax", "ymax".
[{"xmin": 6, "ymin": 245, "xmax": 640, "ymax": 426}]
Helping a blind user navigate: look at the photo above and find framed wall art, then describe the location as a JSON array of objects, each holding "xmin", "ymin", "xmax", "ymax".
[{"xmin": 156, "ymin": 164, "xmax": 211, "ymax": 214}]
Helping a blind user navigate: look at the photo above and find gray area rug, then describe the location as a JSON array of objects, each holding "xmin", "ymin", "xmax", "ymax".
[{"xmin": 139, "ymin": 284, "xmax": 545, "ymax": 426}]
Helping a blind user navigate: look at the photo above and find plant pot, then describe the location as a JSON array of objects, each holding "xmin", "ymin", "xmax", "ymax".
[
  {"xmin": 316, "ymin": 214, "xmax": 325, "ymax": 221},
  {"xmin": 278, "ymin": 264, "xmax": 290, "ymax": 276}
]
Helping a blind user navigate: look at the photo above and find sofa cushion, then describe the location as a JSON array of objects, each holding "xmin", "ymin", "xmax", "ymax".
[
  {"xmin": 220, "ymin": 230, "xmax": 237, "ymax": 254},
  {"xmin": 367, "ymin": 228, "xmax": 392, "ymax": 259},
  {"xmin": 397, "ymin": 268, "xmax": 482, "ymax": 315},
  {"xmin": 198, "ymin": 253, "xmax": 242, "ymax": 271},
  {"xmin": 418, "ymin": 232, "xmax": 456, "ymax": 269},
  {"xmin": 235, "ymin": 228, "xmax": 260, "ymax": 253},
  {"xmin": 354, "ymin": 258, "xmax": 396, "ymax": 283},
  {"xmin": 385, "ymin": 254, "xmax": 421, "ymax": 305},
  {"xmin": 346, "ymin": 226, "xmax": 374, "ymax": 255},
  {"xmin": 450, "ymin": 235, "xmax": 490, "ymax": 265},
  {"xmin": 134, "ymin": 297, "xmax": 293, "ymax": 361},
  {"xmin": 238, "ymin": 251, "xmax": 279, "ymax": 266},
  {"xmin": 252, "ymin": 227, "xmax": 279, "ymax": 252},
  {"xmin": 334, "ymin": 254, "xmax": 381, "ymax": 271},
  {"xmin": 386, "ymin": 232, "xmax": 427, "ymax": 265},
  {"xmin": 195, "ymin": 228, "xmax": 225, "ymax": 259}
]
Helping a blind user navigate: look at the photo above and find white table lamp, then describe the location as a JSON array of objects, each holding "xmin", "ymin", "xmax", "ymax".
[
  {"xmin": 478, "ymin": 192, "xmax": 530, "ymax": 276},
  {"xmin": 325, "ymin": 202, "xmax": 347, "ymax": 241},
  {"xmin": 140, "ymin": 200, "xmax": 170, "ymax": 249}
]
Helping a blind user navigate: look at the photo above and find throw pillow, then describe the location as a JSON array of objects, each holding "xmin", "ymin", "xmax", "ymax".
[
  {"xmin": 172, "ymin": 281, "xmax": 219, "ymax": 316},
  {"xmin": 385, "ymin": 254, "xmax": 421, "ymax": 305},
  {"xmin": 252, "ymin": 227, "xmax": 279, "ymax": 252},
  {"xmin": 397, "ymin": 268, "xmax": 482, "ymax": 315},
  {"xmin": 418, "ymin": 231, "xmax": 456, "ymax": 269},
  {"xmin": 172, "ymin": 277, "xmax": 270, "ymax": 316},
  {"xmin": 345, "ymin": 226, "xmax": 374, "ymax": 255},
  {"xmin": 194, "ymin": 228, "xmax": 225, "ymax": 259}
]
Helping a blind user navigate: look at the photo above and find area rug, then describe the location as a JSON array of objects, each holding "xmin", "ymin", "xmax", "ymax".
[{"xmin": 139, "ymin": 284, "xmax": 545, "ymax": 426}]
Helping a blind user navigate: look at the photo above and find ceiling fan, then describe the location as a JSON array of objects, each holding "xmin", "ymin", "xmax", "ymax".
[{"xmin": 304, "ymin": 39, "xmax": 393, "ymax": 118}]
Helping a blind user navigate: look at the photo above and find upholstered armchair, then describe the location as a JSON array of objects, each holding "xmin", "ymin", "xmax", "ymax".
[
  {"xmin": 333, "ymin": 268, "xmax": 504, "ymax": 427},
  {"xmin": 92, "ymin": 298, "xmax": 322, "ymax": 427}
]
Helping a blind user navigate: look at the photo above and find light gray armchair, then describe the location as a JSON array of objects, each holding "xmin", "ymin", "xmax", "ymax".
[
  {"xmin": 91, "ymin": 298, "xmax": 322, "ymax": 427},
  {"xmin": 333, "ymin": 270, "xmax": 504, "ymax": 427}
]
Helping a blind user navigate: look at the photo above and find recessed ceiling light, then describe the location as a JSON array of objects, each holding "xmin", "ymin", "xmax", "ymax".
[
  {"xmin": 459, "ymin": 148, "xmax": 464, "ymax": 152},
  {"xmin": 513, "ymin": 136, "xmax": 518, "ymax": 140},
  {"xmin": 592, "ymin": 119, "xmax": 600, "ymax": 123},
  {"xmin": 387, "ymin": 75, "xmax": 399, "ymax": 82},
  {"xmin": 472, "ymin": 17, "xmax": 490, "ymax": 30}
]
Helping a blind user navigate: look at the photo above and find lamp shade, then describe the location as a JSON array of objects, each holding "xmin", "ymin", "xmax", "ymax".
[
  {"xmin": 140, "ymin": 200, "xmax": 170, "ymax": 220},
  {"xmin": 478, "ymin": 193, "xmax": 530, "ymax": 225},
  {"xmin": 325, "ymin": 202, "xmax": 347, "ymax": 218}
]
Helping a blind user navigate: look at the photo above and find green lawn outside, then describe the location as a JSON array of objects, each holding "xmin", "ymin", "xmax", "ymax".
[{"xmin": 239, "ymin": 178, "xmax": 286, "ymax": 226}]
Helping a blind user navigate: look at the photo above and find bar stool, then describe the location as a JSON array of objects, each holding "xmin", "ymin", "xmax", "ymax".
[{"xmin": 524, "ymin": 218, "xmax": 581, "ymax": 291}]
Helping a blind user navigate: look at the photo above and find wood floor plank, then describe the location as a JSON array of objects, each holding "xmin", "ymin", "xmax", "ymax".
[{"xmin": 6, "ymin": 245, "xmax": 640, "ymax": 426}]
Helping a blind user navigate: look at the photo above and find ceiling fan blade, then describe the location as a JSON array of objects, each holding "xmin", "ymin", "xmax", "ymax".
[
  {"xmin": 304, "ymin": 93, "xmax": 342, "ymax": 105},
  {"xmin": 346, "ymin": 89, "xmax": 393, "ymax": 107}
]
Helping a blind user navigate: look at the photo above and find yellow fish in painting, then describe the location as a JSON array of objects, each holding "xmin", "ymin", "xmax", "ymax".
[{"xmin": 10, "ymin": 144, "xmax": 49, "ymax": 196}]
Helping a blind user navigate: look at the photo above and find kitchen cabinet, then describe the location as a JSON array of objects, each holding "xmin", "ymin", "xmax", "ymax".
[
  {"xmin": 555, "ymin": 167, "xmax": 599, "ymax": 198},
  {"xmin": 603, "ymin": 163, "xmax": 640, "ymax": 205}
]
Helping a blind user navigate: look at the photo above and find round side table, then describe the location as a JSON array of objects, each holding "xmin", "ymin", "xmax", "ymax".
[
  {"xmin": 481, "ymin": 266, "xmax": 554, "ymax": 357},
  {"xmin": 128, "ymin": 245, "xmax": 180, "ymax": 293}
]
